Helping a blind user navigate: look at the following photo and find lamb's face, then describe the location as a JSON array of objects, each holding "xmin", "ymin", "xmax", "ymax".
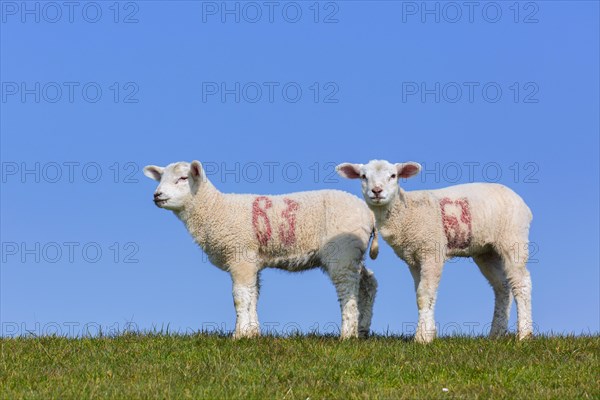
[
  {"xmin": 360, "ymin": 160, "xmax": 402, "ymax": 206},
  {"xmin": 336, "ymin": 160, "xmax": 421, "ymax": 207},
  {"xmin": 143, "ymin": 162, "xmax": 195, "ymax": 212}
]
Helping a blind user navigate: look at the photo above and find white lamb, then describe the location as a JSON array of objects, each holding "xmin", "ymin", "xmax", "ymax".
[
  {"xmin": 337, "ymin": 160, "xmax": 533, "ymax": 343},
  {"xmin": 144, "ymin": 161, "xmax": 379, "ymax": 339}
]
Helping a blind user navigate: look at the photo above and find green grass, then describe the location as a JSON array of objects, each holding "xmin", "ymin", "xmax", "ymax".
[{"xmin": 1, "ymin": 333, "xmax": 598, "ymax": 399}]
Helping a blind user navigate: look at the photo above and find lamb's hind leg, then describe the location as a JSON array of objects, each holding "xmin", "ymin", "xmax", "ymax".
[
  {"xmin": 323, "ymin": 249, "xmax": 361, "ymax": 339},
  {"xmin": 473, "ymin": 251, "xmax": 512, "ymax": 338},
  {"xmin": 498, "ymin": 246, "xmax": 533, "ymax": 340},
  {"xmin": 357, "ymin": 264, "xmax": 378, "ymax": 338}
]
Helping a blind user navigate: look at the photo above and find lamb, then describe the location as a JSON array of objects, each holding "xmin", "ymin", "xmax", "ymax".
[
  {"xmin": 337, "ymin": 159, "xmax": 533, "ymax": 343},
  {"xmin": 144, "ymin": 160, "xmax": 379, "ymax": 339}
]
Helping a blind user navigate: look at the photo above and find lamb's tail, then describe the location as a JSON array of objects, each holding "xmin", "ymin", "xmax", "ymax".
[{"xmin": 369, "ymin": 227, "xmax": 379, "ymax": 260}]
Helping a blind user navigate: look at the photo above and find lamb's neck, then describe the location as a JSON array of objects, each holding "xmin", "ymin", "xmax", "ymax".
[
  {"xmin": 372, "ymin": 188, "xmax": 410, "ymax": 228},
  {"xmin": 176, "ymin": 183, "xmax": 222, "ymax": 245}
]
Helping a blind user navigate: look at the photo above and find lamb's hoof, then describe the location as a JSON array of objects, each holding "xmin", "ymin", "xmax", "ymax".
[
  {"xmin": 517, "ymin": 331, "xmax": 533, "ymax": 340},
  {"xmin": 414, "ymin": 330, "xmax": 435, "ymax": 344},
  {"xmin": 489, "ymin": 329, "xmax": 508, "ymax": 339},
  {"xmin": 232, "ymin": 329, "xmax": 261, "ymax": 339},
  {"xmin": 339, "ymin": 331, "xmax": 359, "ymax": 340}
]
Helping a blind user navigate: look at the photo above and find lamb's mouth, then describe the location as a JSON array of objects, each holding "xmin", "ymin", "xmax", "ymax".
[{"xmin": 154, "ymin": 199, "xmax": 169, "ymax": 206}]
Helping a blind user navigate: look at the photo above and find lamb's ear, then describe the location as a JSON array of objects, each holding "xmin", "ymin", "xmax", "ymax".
[
  {"xmin": 188, "ymin": 160, "xmax": 204, "ymax": 182},
  {"xmin": 336, "ymin": 163, "xmax": 362, "ymax": 179},
  {"xmin": 396, "ymin": 162, "xmax": 421, "ymax": 179},
  {"xmin": 143, "ymin": 165, "xmax": 164, "ymax": 181}
]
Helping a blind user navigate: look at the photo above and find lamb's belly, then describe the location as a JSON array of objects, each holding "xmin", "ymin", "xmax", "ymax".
[
  {"xmin": 261, "ymin": 250, "xmax": 321, "ymax": 272},
  {"xmin": 444, "ymin": 238, "xmax": 491, "ymax": 259},
  {"xmin": 446, "ymin": 248, "xmax": 472, "ymax": 258}
]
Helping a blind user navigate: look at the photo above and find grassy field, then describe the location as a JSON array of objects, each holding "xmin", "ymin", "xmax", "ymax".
[{"xmin": 1, "ymin": 333, "xmax": 598, "ymax": 399}]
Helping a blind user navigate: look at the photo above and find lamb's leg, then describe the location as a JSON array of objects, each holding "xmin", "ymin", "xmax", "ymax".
[
  {"xmin": 500, "ymin": 249, "xmax": 533, "ymax": 340},
  {"xmin": 473, "ymin": 252, "xmax": 512, "ymax": 338},
  {"xmin": 230, "ymin": 262, "xmax": 260, "ymax": 339},
  {"xmin": 357, "ymin": 264, "xmax": 378, "ymax": 338},
  {"xmin": 326, "ymin": 262, "xmax": 361, "ymax": 339},
  {"xmin": 409, "ymin": 261, "xmax": 443, "ymax": 344}
]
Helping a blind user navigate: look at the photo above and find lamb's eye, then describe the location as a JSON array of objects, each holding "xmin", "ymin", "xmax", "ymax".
[
  {"xmin": 361, "ymin": 174, "xmax": 367, "ymax": 180},
  {"xmin": 177, "ymin": 177, "xmax": 188, "ymax": 183},
  {"xmin": 390, "ymin": 174, "xmax": 396, "ymax": 180}
]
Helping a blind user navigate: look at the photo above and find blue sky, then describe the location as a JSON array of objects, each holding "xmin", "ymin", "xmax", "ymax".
[{"xmin": 1, "ymin": 1, "xmax": 598, "ymax": 337}]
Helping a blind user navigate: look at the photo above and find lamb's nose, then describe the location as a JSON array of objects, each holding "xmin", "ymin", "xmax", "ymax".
[
  {"xmin": 372, "ymin": 187, "xmax": 383, "ymax": 195},
  {"xmin": 154, "ymin": 192, "xmax": 163, "ymax": 199}
]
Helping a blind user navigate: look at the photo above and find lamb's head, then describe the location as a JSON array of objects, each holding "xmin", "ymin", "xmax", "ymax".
[
  {"xmin": 143, "ymin": 160, "xmax": 206, "ymax": 211},
  {"xmin": 336, "ymin": 160, "xmax": 421, "ymax": 207}
]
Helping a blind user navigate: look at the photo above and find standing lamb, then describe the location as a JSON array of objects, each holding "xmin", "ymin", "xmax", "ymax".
[
  {"xmin": 144, "ymin": 161, "xmax": 379, "ymax": 339},
  {"xmin": 337, "ymin": 159, "xmax": 533, "ymax": 343}
]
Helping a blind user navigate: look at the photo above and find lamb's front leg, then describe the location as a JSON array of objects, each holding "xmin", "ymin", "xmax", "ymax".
[
  {"xmin": 409, "ymin": 260, "xmax": 443, "ymax": 344},
  {"xmin": 230, "ymin": 262, "xmax": 260, "ymax": 339}
]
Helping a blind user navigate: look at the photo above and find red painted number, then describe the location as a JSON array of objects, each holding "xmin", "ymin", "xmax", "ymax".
[
  {"xmin": 440, "ymin": 198, "xmax": 472, "ymax": 249},
  {"xmin": 252, "ymin": 196, "xmax": 272, "ymax": 245},
  {"xmin": 279, "ymin": 198, "xmax": 299, "ymax": 246},
  {"xmin": 252, "ymin": 197, "xmax": 300, "ymax": 246}
]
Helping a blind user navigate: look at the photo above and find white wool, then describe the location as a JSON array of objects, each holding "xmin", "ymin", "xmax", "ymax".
[
  {"xmin": 144, "ymin": 160, "xmax": 379, "ymax": 338},
  {"xmin": 338, "ymin": 159, "xmax": 533, "ymax": 343}
]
